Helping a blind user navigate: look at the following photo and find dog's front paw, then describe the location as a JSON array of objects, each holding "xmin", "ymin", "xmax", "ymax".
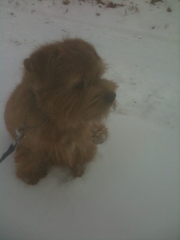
[
  {"xmin": 72, "ymin": 162, "xmax": 85, "ymax": 178},
  {"xmin": 91, "ymin": 123, "xmax": 108, "ymax": 144},
  {"xmin": 22, "ymin": 176, "xmax": 40, "ymax": 185}
]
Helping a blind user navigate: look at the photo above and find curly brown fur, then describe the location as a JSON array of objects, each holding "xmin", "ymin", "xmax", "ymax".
[{"xmin": 4, "ymin": 38, "xmax": 118, "ymax": 185}]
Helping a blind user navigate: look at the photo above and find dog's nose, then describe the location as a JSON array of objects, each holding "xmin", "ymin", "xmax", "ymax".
[{"xmin": 105, "ymin": 91, "xmax": 116, "ymax": 103}]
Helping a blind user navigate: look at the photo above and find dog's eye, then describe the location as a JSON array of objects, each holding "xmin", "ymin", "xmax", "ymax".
[{"xmin": 75, "ymin": 82, "xmax": 85, "ymax": 89}]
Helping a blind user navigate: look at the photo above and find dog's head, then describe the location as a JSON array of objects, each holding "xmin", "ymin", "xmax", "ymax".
[{"xmin": 24, "ymin": 38, "xmax": 117, "ymax": 127}]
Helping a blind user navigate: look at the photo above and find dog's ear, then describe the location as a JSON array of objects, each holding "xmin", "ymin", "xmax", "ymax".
[
  {"xmin": 23, "ymin": 50, "xmax": 59, "ymax": 78},
  {"xmin": 23, "ymin": 51, "xmax": 48, "ymax": 76}
]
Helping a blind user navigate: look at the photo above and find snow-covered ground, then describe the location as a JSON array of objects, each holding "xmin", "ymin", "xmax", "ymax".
[{"xmin": 0, "ymin": 0, "xmax": 180, "ymax": 239}]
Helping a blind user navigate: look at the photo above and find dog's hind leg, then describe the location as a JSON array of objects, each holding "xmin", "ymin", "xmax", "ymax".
[
  {"xmin": 14, "ymin": 146, "xmax": 50, "ymax": 185},
  {"xmin": 72, "ymin": 142, "xmax": 97, "ymax": 178}
]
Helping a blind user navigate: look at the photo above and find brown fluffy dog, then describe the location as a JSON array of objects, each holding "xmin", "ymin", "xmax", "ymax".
[{"xmin": 4, "ymin": 38, "xmax": 117, "ymax": 185}]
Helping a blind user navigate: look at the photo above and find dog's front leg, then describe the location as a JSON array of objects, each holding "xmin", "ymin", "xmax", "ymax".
[{"xmin": 91, "ymin": 121, "xmax": 108, "ymax": 144}]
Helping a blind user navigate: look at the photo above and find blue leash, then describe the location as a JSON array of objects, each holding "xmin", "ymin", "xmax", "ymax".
[
  {"xmin": 0, "ymin": 142, "xmax": 18, "ymax": 163},
  {"xmin": 0, "ymin": 129, "xmax": 25, "ymax": 163}
]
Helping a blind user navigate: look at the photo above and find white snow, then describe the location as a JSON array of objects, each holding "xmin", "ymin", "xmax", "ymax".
[{"xmin": 0, "ymin": 0, "xmax": 180, "ymax": 239}]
